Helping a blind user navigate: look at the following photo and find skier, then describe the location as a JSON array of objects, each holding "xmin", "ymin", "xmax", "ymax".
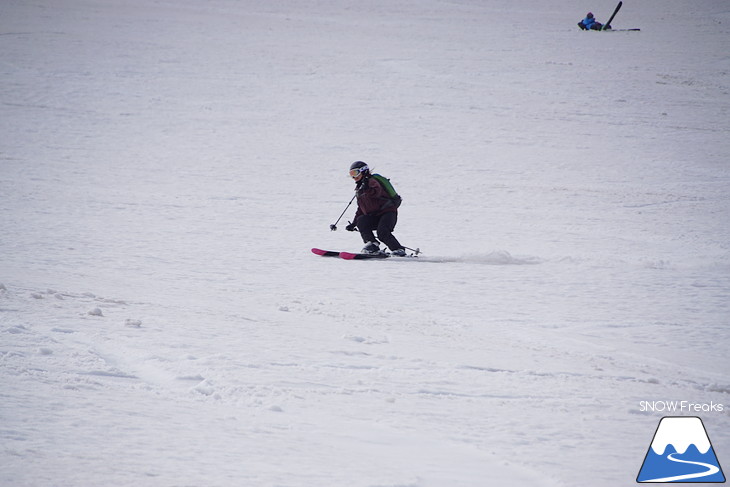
[
  {"xmin": 345, "ymin": 161, "xmax": 406, "ymax": 256},
  {"xmin": 578, "ymin": 12, "xmax": 604, "ymax": 30}
]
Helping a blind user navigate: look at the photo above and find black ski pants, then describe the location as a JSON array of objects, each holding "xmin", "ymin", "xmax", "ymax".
[{"xmin": 356, "ymin": 211, "xmax": 403, "ymax": 251}]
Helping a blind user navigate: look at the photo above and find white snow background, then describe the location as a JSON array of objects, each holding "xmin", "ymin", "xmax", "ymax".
[{"xmin": 1, "ymin": 0, "xmax": 729, "ymax": 485}]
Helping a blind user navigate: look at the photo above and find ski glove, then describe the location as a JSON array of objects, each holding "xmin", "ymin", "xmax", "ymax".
[{"xmin": 345, "ymin": 222, "xmax": 357, "ymax": 232}]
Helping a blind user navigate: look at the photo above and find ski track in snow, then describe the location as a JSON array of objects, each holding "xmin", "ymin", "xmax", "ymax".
[{"xmin": 1, "ymin": 0, "xmax": 729, "ymax": 486}]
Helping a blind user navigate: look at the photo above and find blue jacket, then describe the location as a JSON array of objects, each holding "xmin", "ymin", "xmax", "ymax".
[{"xmin": 581, "ymin": 16, "xmax": 598, "ymax": 29}]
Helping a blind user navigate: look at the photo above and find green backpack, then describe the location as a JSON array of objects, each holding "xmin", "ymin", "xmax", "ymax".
[{"xmin": 371, "ymin": 173, "xmax": 402, "ymax": 209}]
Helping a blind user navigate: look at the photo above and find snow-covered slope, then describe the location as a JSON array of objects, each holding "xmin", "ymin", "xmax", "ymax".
[{"xmin": 1, "ymin": 0, "xmax": 728, "ymax": 486}]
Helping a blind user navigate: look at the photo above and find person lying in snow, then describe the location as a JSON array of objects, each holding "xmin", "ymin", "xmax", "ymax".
[{"xmin": 578, "ymin": 12, "xmax": 604, "ymax": 30}]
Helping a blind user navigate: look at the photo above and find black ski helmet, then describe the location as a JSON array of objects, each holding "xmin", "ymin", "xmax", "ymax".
[
  {"xmin": 349, "ymin": 161, "xmax": 368, "ymax": 171},
  {"xmin": 349, "ymin": 161, "xmax": 370, "ymax": 178}
]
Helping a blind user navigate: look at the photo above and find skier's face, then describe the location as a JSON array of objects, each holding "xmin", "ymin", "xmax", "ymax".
[{"xmin": 350, "ymin": 168, "xmax": 365, "ymax": 181}]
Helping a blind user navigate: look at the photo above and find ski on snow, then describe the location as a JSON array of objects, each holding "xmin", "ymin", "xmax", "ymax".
[
  {"xmin": 602, "ymin": 1, "xmax": 622, "ymax": 30},
  {"xmin": 340, "ymin": 251, "xmax": 390, "ymax": 260},
  {"xmin": 600, "ymin": 1, "xmax": 639, "ymax": 31},
  {"xmin": 311, "ymin": 248, "xmax": 341, "ymax": 257},
  {"xmin": 311, "ymin": 248, "xmax": 417, "ymax": 260}
]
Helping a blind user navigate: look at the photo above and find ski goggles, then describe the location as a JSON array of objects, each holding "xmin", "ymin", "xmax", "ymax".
[{"xmin": 349, "ymin": 165, "xmax": 369, "ymax": 178}]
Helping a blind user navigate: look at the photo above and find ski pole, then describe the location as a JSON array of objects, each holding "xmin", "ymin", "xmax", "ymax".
[
  {"xmin": 404, "ymin": 246, "xmax": 421, "ymax": 255},
  {"xmin": 330, "ymin": 194, "xmax": 356, "ymax": 231}
]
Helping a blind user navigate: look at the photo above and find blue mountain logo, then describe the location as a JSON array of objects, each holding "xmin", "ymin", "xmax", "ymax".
[{"xmin": 637, "ymin": 416, "xmax": 725, "ymax": 483}]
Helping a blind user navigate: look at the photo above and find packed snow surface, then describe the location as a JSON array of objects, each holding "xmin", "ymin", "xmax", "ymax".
[{"xmin": 1, "ymin": 0, "xmax": 729, "ymax": 486}]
